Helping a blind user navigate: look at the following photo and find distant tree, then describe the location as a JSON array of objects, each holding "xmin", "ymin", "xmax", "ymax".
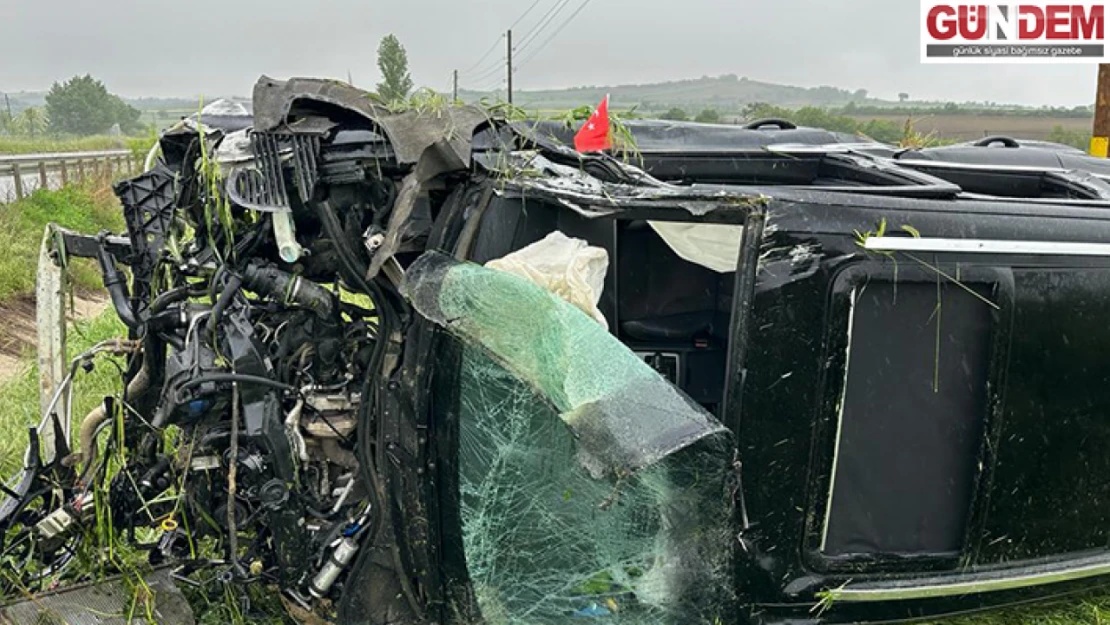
[
  {"xmin": 898, "ymin": 92, "xmax": 910, "ymax": 103},
  {"xmin": 853, "ymin": 88, "xmax": 868, "ymax": 100},
  {"xmin": 376, "ymin": 34, "xmax": 414, "ymax": 104},
  {"xmin": 660, "ymin": 107, "xmax": 688, "ymax": 121},
  {"xmin": 1048, "ymin": 125, "xmax": 1090, "ymax": 150},
  {"xmin": 694, "ymin": 108, "xmax": 721, "ymax": 123},
  {"xmin": 16, "ymin": 107, "xmax": 48, "ymax": 138},
  {"xmin": 45, "ymin": 75, "xmax": 141, "ymax": 135},
  {"xmin": 0, "ymin": 109, "xmax": 12, "ymax": 135},
  {"xmin": 742, "ymin": 102, "xmax": 775, "ymax": 119}
]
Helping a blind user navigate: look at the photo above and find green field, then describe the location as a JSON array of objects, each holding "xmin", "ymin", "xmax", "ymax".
[
  {"xmin": 0, "ymin": 184, "xmax": 124, "ymax": 301},
  {"xmin": 0, "ymin": 134, "xmax": 155, "ymax": 157},
  {"xmin": 849, "ymin": 113, "xmax": 1092, "ymax": 144}
]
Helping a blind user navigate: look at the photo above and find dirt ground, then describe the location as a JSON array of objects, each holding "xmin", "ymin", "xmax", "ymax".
[
  {"xmin": 847, "ymin": 113, "xmax": 1090, "ymax": 142},
  {"xmin": 0, "ymin": 290, "xmax": 107, "ymax": 383}
]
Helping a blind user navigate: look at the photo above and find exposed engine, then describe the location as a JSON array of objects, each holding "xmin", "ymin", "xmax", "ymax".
[{"xmin": 0, "ymin": 77, "xmax": 472, "ymax": 621}]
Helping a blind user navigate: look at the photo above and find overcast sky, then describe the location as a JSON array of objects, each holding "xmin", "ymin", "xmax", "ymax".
[{"xmin": 0, "ymin": 0, "xmax": 1095, "ymax": 106}]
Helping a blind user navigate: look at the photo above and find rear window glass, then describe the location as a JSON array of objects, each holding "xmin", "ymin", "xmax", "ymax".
[{"xmin": 822, "ymin": 281, "xmax": 992, "ymax": 558}]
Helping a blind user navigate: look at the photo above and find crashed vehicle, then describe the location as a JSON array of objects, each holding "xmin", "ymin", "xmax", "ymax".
[{"xmin": 5, "ymin": 77, "xmax": 1110, "ymax": 625}]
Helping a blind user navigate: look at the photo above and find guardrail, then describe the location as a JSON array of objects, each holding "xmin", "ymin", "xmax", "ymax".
[{"xmin": 0, "ymin": 149, "xmax": 140, "ymax": 203}]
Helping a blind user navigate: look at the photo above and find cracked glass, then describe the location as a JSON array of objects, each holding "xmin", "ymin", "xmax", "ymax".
[{"xmin": 403, "ymin": 251, "xmax": 735, "ymax": 624}]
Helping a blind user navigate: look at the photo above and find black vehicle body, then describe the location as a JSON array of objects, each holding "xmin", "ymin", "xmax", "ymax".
[{"xmin": 6, "ymin": 79, "xmax": 1110, "ymax": 625}]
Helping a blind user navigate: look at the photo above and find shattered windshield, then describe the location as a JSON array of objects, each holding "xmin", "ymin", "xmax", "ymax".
[{"xmin": 403, "ymin": 252, "xmax": 735, "ymax": 624}]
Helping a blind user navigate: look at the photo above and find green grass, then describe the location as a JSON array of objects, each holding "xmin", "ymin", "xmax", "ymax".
[
  {"xmin": 0, "ymin": 185, "xmax": 125, "ymax": 301},
  {"xmin": 0, "ymin": 135, "xmax": 154, "ymax": 156},
  {"xmin": 930, "ymin": 592, "xmax": 1110, "ymax": 625},
  {"xmin": 0, "ymin": 309, "xmax": 126, "ymax": 476}
]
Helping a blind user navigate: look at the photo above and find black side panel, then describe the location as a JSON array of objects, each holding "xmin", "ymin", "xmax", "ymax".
[
  {"xmin": 823, "ymin": 282, "xmax": 990, "ymax": 557},
  {"xmin": 467, "ymin": 197, "xmax": 557, "ymax": 263},
  {"xmin": 978, "ymin": 270, "xmax": 1110, "ymax": 562}
]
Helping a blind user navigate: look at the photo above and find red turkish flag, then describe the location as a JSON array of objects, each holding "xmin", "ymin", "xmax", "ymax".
[{"xmin": 574, "ymin": 95, "xmax": 611, "ymax": 153}]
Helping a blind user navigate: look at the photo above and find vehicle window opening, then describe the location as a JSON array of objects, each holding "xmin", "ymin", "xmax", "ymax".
[
  {"xmin": 822, "ymin": 280, "xmax": 992, "ymax": 559},
  {"xmin": 615, "ymin": 220, "xmax": 738, "ymax": 416}
]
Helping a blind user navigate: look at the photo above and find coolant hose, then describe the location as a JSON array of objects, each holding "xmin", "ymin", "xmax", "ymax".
[
  {"xmin": 95, "ymin": 245, "xmax": 139, "ymax": 329},
  {"xmin": 77, "ymin": 351, "xmax": 154, "ymax": 467},
  {"xmin": 206, "ymin": 273, "xmax": 244, "ymax": 341},
  {"xmin": 242, "ymin": 262, "xmax": 336, "ymax": 319}
]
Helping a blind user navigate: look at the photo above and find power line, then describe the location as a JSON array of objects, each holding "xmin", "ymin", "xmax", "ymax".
[
  {"xmin": 509, "ymin": 0, "xmax": 544, "ymax": 30},
  {"xmin": 514, "ymin": 0, "xmax": 565, "ymax": 44},
  {"xmin": 515, "ymin": 0, "xmax": 595, "ymax": 70},
  {"xmin": 514, "ymin": 0, "xmax": 573, "ymax": 54},
  {"xmin": 459, "ymin": 0, "xmax": 547, "ymax": 77},
  {"xmin": 464, "ymin": 54, "xmax": 508, "ymax": 84},
  {"xmin": 461, "ymin": 50, "xmax": 507, "ymax": 80},
  {"xmin": 460, "ymin": 34, "xmax": 505, "ymax": 76}
]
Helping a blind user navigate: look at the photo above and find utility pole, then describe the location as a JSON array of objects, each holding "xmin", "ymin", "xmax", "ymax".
[
  {"xmin": 452, "ymin": 69, "xmax": 459, "ymax": 103},
  {"xmin": 1092, "ymin": 64, "xmax": 1110, "ymax": 157},
  {"xmin": 3, "ymin": 94, "xmax": 11, "ymax": 120},
  {"xmin": 507, "ymin": 29, "xmax": 514, "ymax": 104}
]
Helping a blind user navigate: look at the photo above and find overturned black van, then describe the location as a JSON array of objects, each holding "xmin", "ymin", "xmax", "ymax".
[{"xmin": 4, "ymin": 78, "xmax": 1110, "ymax": 625}]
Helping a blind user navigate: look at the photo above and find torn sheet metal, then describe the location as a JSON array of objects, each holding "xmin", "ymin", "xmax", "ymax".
[
  {"xmin": 486, "ymin": 151, "xmax": 769, "ymax": 218},
  {"xmin": 251, "ymin": 77, "xmax": 494, "ymax": 278},
  {"xmin": 251, "ymin": 76, "xmax": 489, "ymax": 167}
]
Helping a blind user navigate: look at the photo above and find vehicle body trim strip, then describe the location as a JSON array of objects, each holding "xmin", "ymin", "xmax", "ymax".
[
  {"xmin": 865, "ymin": 237, "xmax": 1110, "ymax": 257},
  {"xmin": 825, "ymin": 556, "xmax": 1110, "ymax": 602}
]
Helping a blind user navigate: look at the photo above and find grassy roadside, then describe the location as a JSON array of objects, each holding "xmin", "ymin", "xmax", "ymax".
[
  {"xmin": 0, "ymin": 185, "xmax": 127, "ymax": 471},
  {"xmin": 0, "ymin": 135, "xmax": 155, "ymax": 157},
  {"xmin": 0, "ymin": 310, "xmax": 125, "ymax": 476},
  {"xmin": 0, "ymin": 184, "xmax": 125, "ymax": 301}
]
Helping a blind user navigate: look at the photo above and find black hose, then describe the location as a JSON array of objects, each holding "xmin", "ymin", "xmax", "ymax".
[
  {"xmin": 206, "ymin": 273, "xmax": 243, "ymax": 342},
  {"xmin": 174, "ymin": 374, "xmax": 296, "ymax": 402},
  {"xmin": 158, "ymin": 332, "xmax": 186, "ymax": 352},
  {"xmin": 95, "ymin": 245, "xmax": 140, "ymax": 329},
  {"xmin": 311, "ymin": 198, "xmax": 375, "ymax": 295},
  {"xmin": 311, "ymin": 197, "xmax": 389, "ymax": 534},
  {"xmin": 149, "ymin": 284, "xmax": 204, "ymax": 315},
  {"xmin": 242, "ymin": 262, "xmax": 336, "ymax": 319}
]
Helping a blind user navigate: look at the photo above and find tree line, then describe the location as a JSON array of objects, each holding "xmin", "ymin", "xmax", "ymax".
[{"xmin": 1, "ymin": 75, "xmax": 141, "ymax": 138}]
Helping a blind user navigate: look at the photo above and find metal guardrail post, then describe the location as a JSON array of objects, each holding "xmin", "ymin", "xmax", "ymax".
[
  {"xmin": 38, "ymin": 162, "xmax": 47, "ymax": 190},
  {"xmin": 12, "ymin": 163, "xmax": 22, "ymax": 200},
  {"xmin": 60, "ymin": 160, "xmax": 68, "ymax": 186}
]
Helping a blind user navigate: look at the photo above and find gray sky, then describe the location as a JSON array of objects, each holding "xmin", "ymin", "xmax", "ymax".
[{"xmin": 0, "ymin": 0, "xmax": 1094, "ymax": 106}]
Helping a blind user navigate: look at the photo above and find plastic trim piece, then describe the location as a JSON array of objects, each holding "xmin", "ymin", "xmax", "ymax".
[
  {"xmin": 823, "ymin": 554, "xmax": 1110, "ymax": 602},
  {"xmin": 864, "ymin": 237, "xmax": 1110, "ymax": 257}
]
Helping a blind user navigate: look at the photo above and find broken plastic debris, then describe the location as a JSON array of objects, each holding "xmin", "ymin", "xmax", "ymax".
[{"xmin": 486, "ymin": 230, "xmax": 610, "ymax": 328}]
